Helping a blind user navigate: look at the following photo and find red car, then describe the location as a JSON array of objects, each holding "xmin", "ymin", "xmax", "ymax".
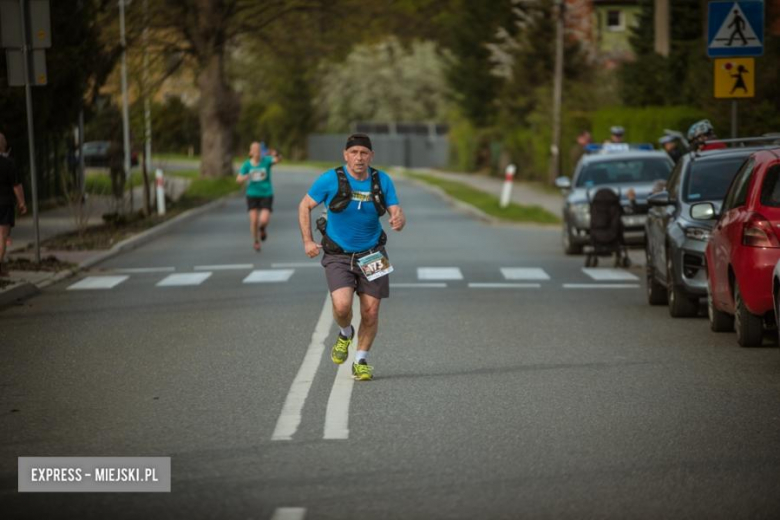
[{"xmin": 705, "ymin": 148, "xmax": 780, "ymax": 347}]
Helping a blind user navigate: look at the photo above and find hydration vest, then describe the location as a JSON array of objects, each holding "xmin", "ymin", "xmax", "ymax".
[
  {"xmin": 316, "ymin": 166, "xmax": 389, "ymax": 254},
  {"xmin": 328, "ymin": 166, "xmax": 387, "ymax": 216}
]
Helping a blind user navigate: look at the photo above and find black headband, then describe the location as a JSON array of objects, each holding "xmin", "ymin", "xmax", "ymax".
[{"xmin": 345, "ymin": 134, "xmax": 372, "ymax": 151}]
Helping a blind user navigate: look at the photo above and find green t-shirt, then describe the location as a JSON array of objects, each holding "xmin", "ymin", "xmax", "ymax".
[{"xmin": 240, "ymin": 156, "xmax": 274, "ymax": 198}]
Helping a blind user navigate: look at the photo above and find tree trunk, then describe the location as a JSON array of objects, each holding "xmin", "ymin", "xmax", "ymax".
[{"xmin": 197, "ymin": 51, "xmax": 239, "ymax": 177}]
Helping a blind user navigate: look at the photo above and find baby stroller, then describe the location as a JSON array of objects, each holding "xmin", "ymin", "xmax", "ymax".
[{"xmin": 584, "ymin": 188, "xmax": 631, "ymax": 268}]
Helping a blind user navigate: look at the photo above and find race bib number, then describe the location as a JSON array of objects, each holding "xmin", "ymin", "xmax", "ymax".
[
  {"xmin": 251, "ymin": 168, "xmax": 267, "ymax": 182},
  {"xmin": 357, "ymin": 251, "xmax": 393, "ymax": 281}
]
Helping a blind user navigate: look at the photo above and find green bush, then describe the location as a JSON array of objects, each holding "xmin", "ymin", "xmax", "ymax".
[{"xmin": 591, "ymin": 105, "xmax": 707, "ymax": 144}]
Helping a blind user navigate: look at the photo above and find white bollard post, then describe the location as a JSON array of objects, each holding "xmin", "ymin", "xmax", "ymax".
[
  {"xmin": 500, "ymin": 164, "xmax": 517, "ymax": 209},
  {"xmin": 155, "ymin": 168, "xmax": 166, "ymax": 216}
]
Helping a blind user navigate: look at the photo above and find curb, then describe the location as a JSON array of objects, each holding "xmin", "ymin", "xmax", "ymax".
[
  {"xmin": 396, "ymin": 171, "xmax": 559, "ymax": 229},
  {"xmin": 0, "ymin": 195, "xmax": 234, "ymax": 307}
]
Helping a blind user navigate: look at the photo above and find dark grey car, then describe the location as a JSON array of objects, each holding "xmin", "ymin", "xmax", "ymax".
[
  {"xmin": 556, "ymin": 151, "xmax": 674, "ymax": 254},
  {"xmin": 645, "ymin": 147, "xmax": 766, "ymax": 317}
]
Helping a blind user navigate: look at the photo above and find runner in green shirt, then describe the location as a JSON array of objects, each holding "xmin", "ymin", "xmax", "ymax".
[{"xmin": 236, "ymin": 141, "xmax": 280, "ymax": 251}]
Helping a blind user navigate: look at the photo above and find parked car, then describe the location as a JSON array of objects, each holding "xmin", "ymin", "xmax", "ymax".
[
  {"xmin": 556, "ymin": 149, "xmax": 674, "ymax": 254},
  {"xmin": 645, "ymin": 146, "xmax": 770, "ymax": 316},
  {"xmin": 704, "ymin": 148, "xmax": 780, "ymax": 346},
  {"xmin": 81, "ymin": 141, "xmax": 139, "ymax": 168},
  {"xmin": 773, "ymin": 258, "xmax": 780, "ymax": 345}
]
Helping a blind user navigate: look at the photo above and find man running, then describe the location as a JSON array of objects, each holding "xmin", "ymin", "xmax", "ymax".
[
  {"xmin": 298, "ymin": 133, "xmax": 406, "ymax": 381},
  {"xmin": 237, "ymin": 141, "xmax": 279, "ymax": 251}
]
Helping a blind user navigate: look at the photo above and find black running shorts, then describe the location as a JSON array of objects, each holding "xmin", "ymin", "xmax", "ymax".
[
  {"xmin": 246, "ymin": 196, "xmax": 273, "ymax": 212},
  {"xmin": 0, "ymin": 204, "xmax": 14, "ymax": 227}
]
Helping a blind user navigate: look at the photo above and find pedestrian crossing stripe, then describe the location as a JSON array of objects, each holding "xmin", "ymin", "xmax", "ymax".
[
  {"xmin": 501, "ymin": 267, "xmax": 550, "ymax": 281},
  {"xmin": 68, "ymin": 276, "xmax": 129, "ymax": 290},
  {"xmin": 581, "ymin": 268, "xmax": 639, "ymax": 281},
  {"xmin": 707, "ymin": 1, "xmax": 764, "ymax": 57},
  {"xmin": 156, "ymin": 272, "xmax": 212, "ymax": 287},
  {"xmin": 417, "ymin": 267, "xmax": 463, "ymax": 280},
  {"xmin": 243, "ymin": 269, "xmax": 295, "ymax": 283}
]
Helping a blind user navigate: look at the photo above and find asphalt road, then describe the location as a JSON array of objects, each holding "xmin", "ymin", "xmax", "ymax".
[{"xmin": 2, "ymin": 166, "xmax": 780, "ymax": 519}]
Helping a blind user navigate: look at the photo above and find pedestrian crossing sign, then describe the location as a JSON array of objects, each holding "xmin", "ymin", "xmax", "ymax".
[
  {"xmin": 708, "ymin": 1, "xmax": 764, "ymax": 57},
  {"xmin": 714, "ymin": 58, "xmax": 755, "ymax": 98}
]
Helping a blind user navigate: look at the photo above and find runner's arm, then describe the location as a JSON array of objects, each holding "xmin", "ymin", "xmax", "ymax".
[
  {"xmin": 387, "ymin": 204, "xmax": 405, "ymax": 231},
  {"xmin": 299, "ymin": 194, "xmax": 322, "ymax": 257},
  {"xmin": 14, "ymin": 183, "xmax": 26, "ymax": 214}
]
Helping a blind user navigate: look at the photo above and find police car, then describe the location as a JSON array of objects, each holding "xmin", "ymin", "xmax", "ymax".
[{"xmin": 556, "ymin": 144, "xmax": 674, "ymax": 254}]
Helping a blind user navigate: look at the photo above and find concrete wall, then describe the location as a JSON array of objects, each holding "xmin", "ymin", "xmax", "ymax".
[{"xmin": 308, "ymin": 134, "xmax": 449, "ymax": 169}]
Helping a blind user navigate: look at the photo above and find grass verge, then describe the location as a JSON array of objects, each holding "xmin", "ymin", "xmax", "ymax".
[{"xmin": 405, "ymin": 171, "xmax": 560, "ymax": 224}]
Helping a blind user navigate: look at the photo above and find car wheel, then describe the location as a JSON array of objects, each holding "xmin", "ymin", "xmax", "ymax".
[
  {"xmin": 646, "ymin": 253, "xmax": 667, "ymax": 306},
  {"xmin": 667, "ymin": 254, "xmax": 698, "ymax": 318},
  {"xmin": 563, "ymin": 224, "xmax": 583, "ymax": 255},
  {"xmin": 708, "ymin": 285, "xmax": 734, "ymax": 332},
  {"xmin": 775, "ymin": 292, "xmax": 780, "ymax": 345},
  {"xmin": 735, "ymin": 282, "xmax": 763, "ymax": 347}
]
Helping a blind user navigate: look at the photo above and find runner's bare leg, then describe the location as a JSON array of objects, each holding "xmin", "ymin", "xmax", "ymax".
[{"xmin": 357, "ymin": 292, "xmax": 381, "ymax": 352}]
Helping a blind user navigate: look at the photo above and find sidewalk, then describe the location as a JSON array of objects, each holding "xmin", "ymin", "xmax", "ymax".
[
  {"xmin": 0, "ymin": 175, "xmax": 198, "ymax": 306},
  {"xmin": 410, "ymin": 168, "xmax": 563, "ymax": 219}
]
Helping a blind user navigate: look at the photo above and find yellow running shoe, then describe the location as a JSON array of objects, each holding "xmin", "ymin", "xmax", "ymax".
[
  {"xmin": 352, "ymin": 360, "xmax": 374, "ymax": 381},
  {"xmin": 331, "ymin": 328, "xmax": 353, "ymax": 365}
]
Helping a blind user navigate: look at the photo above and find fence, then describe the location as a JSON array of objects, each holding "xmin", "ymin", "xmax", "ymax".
[{"xmin": 307, "ymin": 133, "xmax": 449, "ymax": 169}]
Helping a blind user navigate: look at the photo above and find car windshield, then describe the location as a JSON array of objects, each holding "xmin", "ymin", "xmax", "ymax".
[
  {"xmin": 683, "ymin": 157, "xmax": 747, "ymax": 203},
  {"xmin": 575, "ymin": 158, "xmax": 671, "ymax": 188}
]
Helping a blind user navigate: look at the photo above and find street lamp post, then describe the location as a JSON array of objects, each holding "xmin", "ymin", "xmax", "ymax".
[
  {"xmin": 548, "ymin": 0, "xmax": 565, "ymax": 185},
  {"xmin": 119, "ymin": 0, "xmax": 132, "ymax": 212}
]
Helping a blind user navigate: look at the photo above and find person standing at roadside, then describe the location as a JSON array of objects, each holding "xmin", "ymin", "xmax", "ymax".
[
  {"xmin": 298, "ymin": 133, "xmax": 406, "ymax": 381},
  {"xmin": 237, "ymin": 141, "xmax": 279, "ymax": 252},
  {"xmin": 0, "ymin": 133, "xmax": 27, "ymax": 276}
]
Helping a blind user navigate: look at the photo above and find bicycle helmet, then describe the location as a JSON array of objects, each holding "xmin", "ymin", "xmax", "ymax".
[{"xmin": 687, "ymin": 119, "xmax": 714, "ymax": 141}]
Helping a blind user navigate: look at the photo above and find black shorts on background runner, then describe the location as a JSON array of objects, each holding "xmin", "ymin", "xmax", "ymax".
[{"xmin": 246, "ymin": 196, "xmax": 273, "ymax": 211}]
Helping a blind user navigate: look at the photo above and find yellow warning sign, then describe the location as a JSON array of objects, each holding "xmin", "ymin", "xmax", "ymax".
[{"xmin": 714, "ymin": 58, "xmax": 754, "ymax": 98}]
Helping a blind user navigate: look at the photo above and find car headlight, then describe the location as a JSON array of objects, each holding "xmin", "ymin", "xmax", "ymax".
[
  {"xmin": 570, "ymin": 203, "xmax": 590, "ymax": 227},
  {"xmin": 684, "ymin": 227, "xmax": 711, "ymax": 242}
]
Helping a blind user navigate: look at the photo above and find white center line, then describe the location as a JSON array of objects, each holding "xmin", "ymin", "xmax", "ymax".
[
  {"xmin": 272, "ymin": 262, "xmax": 321, "ymax": 268},
  {"xmin": 111, "ymin": 267, "xmax": 175, "ymax": 274},
  {"xmin": 563, "ymin": 283, "xmax": 640, "ymax": 289},
  {"xmin": 468, "ymin": 283, "xmax": 541, "ymax": 289},
  {"xmin": 417, "ymin": 267, "xmax": 463, "ymax": 280},
  {"xmin": 500, "ymin": 267, "xmax": 550, "ymax": 281},
  {"xmin": 243, "ymin": 269, "xmax": 295, "ymax": 283},
  {"xmin": 68, "ymin": 276, "xmax": 129, "ymax": 290},
  {"xmin": 156, "ymin": 272, "xmax": 212, "ymax": 287},
  {"xmin": 390, "ymin": 283, "xmax": 448, "ymax": 288},
  {"xmin": 270, "ymin": 508, "xmax": 306, "ymax": 520},
  {"xmin": 272, "ymin": 293, "xmax": 332, "ymax": 441},
  {"xmin": 323, "ymin": 297, "xmax": 361, "ymax": 440},
  {"xmin": 582, "ymin": 268, "xmax": 639, "ymax": 281},
  {"xmin": 194, "ymin": 264, "xmax": 254, "ymax": 271}
]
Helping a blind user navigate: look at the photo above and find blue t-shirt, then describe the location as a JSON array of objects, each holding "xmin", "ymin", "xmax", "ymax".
[{"xmin": 308, "ymin": 166, "xmax": 399, "ymax": 252}]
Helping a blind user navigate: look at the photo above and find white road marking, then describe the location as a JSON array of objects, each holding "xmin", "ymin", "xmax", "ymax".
[
  {"xmin": 500, "ymin": 267, "xmax": 550, "ymax": 281},
  {"xmin": 111, "ymin": 267, "xmax": 175, "ymax": 274},
  {"xmin": 194, "ymin": 264, "xmax": 253, "ymax": 271},
  {"xmin": 468, "ymin": 283, "xmax": 541, "ymax": 289},
  {"xmin": 272, "ymin": 293, "xmax": 332, "ymax": 441},
  {"xmin": 582, "ymin": 268, "xmax": 639, "ymax": 281},
  {"xmin": 67, "ymin": 276, "xmax": 129, "ymax": 290},
  {"xmin": 243, "ymin": 269, "xmax": 295, "ymax": 283},
  {"xmin": 390, "ymin": 283, "xmax": 448, "ymax": 288},
  {"xmin": 563, "ymin": 283, "xmax": 640, "ymax": 289},
  {"xmin": 272, "ymin": 262, "xmax": 321, "ymax": 268},
  {"xmin": 270, "ymin": 508, "xmax": 306, "ymax": 520},
  {"xmin": 417, "ymin": 267, "xmax": 463, "ymax": 280},
  {"xmin": 156, "ymin": 272, "xmax": 212, "ymax": 287},
  {"xmin": 323, "ymin": 297, "xmax": 361, "ymax": 440}
]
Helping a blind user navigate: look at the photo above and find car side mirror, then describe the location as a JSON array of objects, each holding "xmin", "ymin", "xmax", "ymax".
[
  {"xmin": 647, "ymin": 191, "xmax": 672, "ymax": 206},
  {"xmin": 555, "ymin": 176, "xmax": 571, "ymax": 190},
  {"xmin": 690, "ymin": 202, "xmax": 718, "ymax": 220}
]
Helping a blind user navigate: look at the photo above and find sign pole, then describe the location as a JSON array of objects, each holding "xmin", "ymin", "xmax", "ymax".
[
  {"xmin": 19, "ymin": 0, "xmax": 41, "ymax": 263},
  {"xmin": 731, "ymin": 100, "xmax": 738, "ymax": 138}
]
